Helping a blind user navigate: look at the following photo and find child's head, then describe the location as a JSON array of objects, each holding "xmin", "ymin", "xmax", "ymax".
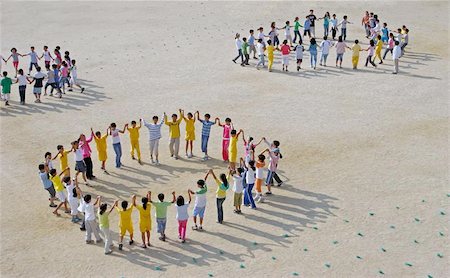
[
  {"xmin": 355, "ymin": 39, "xmax": 359, "ymax": 44},
  {"xmin": 142, "ymin": 197, "xmax": 149, "ymax": 209},
  {"xmin": 235, "ymin": 33, "xmax": 240, "ymax": 39},
  {"xmin": 49, "ymin": 168, "xmax": 57, "ymax": 177},
  {"xmin": 397, "ymin": 28, "xmax": 401, "ymax": 33},
  {"xmin": 343, "ymin": 15, "xmax": 348, "ymax": 20},
  {"xmin": 230, "ymin": 129, "xmax": 237, "ymax": 137},
  {"xmin": 310, "ymin": 9, "xmax": 314, "ymax": 13},
  {"xmin": 84, "ymin": 194, "xmax": 92, "ymax": 203},
  {"xmin": 273, "ymin": 140, "xmax": 280, "ymax": 148},
  {"xmin": 152, "ymin": 115, "xmax": 159, "ymax": 123},
  {"xmin": 158, "ymin": 193, "xmax": 165, "ymax": 202},
  {"xmin": 131, "ymin": 120, "xmax": 136, "ymax": 127},
  {"xmin": 71, "ymin": 59, "xmax": 76, "ymax": 65},
  {"xmin": 237, "ymin": 167, "xmax": 244, "ymax": 175},
  {"xmin": 383, "ymin": 22, "xmax": 387, "ymax": 27},
  {"xmin": 18, "ymin": 69, "xmax": 24, "ymax": 75},
  {"xmin": 63, "ymin": 176, "xmax": 71, "ymax": 184},
  {"xmin": 405, "ymin": 28, "xmax": 409, "ymax": 34},
  {"xmin": 323, "ymin": 36, "xmax": 327, "ymax": 40},
  {"xmin": 395, "ymin": 40, "xmax": 400, "ymax": 46},
  {"xmin": 44, "ymin": 46, "xmax": 48, "ymax": 50},
  {"xmin": 267, "ymin": 39, "xmax": 272, "ymax": 45},
  {"xmin": 225, "ymin": 118, "xmax": 231, "ymax": 124},
  {"xmin": 377, "ymin": 34, "xmax": 381, "ymax": 40},
  {"xmin": 295, "ymin": 16, "xmax": 299, "ymax": 21},
  {"xmin": 2, "ymin": 71, "xmax": 7, "ymax": 77},
  {"xmin": 270, "ymin": 22, "xmax": 275, "ymax": 28},
  {"xmin": 45, "ymin": 152, "xmax": 52, "ymax": 159},
  {"xmin": 258, "ymin": 154, "xmax": 265, "ymax": 162},
  {"xmin": 45, "ymin": 64, "xmax": 50, "ymax": 70},
  {"xmin": 71, "ymin": 140, "xmax": 79, "ymax": 149},
  {"xmin": 332, "ymin": 13, "xmax": 336, "ymax": 18},
  {"xmin": 52, "ymin": 64, "xmax": 57, "ymax": 69},
  {"xmin": 121, "ymin": 200, "xmax": 128, "ymax": 210},
  {"xmin": 258, "ymin": 27, "xmax": 263, "ymax": 32},
  {"xmin": 57, "ymin": 145, "xmax": 64, "ymax": 153},
  {"xmin": 338, "ymin": 36, "xmax": 343, "ymax": 42},
  {"xmin": 62, "ymin": 61, "xmax": 67, "ymax": 67},
  {"xmin": 389, "ymin": 33, "xmax": 394, "ymax": 38},
  {"xmin": 176, "ymin": 195, "xmax": 185, "ymax": 206},
  {"xmin": 99, "ymin": 203, "xmax": 107, "ymax": 215},
  {"xmin": 95, "ymin": 131, "xmax": 101, "ymax": 137},
  {"xmin": 110, "ymin": 122, "xmax": 117, "ymax": 129},
  {"xmin": 171, "ymin": 114, "xmax": 177, "ymax": 122},
  {"xmin": 243, "ymin": 37, "xmax": 247, "ymax": 42},
  {"xmin": 56, "ymin": 46, "xmax": 61, "ymax": 51},
  {"xmin": 248, "ymin": 160, "xmax": 256, "ymax": 170},
  {"xmin": 258, "ymin": 38, "xmax": 263, "ymax": 43},
  {"xmin": 11, "ymin": 48, "xmax": 17, "ymax": 53},
  {"xmin": 197, "ymin": 179, "xmax": 205, "ymax": 188},
  {"xmin": 370, "ymin": 40, "xmax": 375, "ymax": 46},
  {"xmin": 250, "ymin": 29, "xmax": 254, "ymax": 34},
  {"xmin": 283, "ymin": 39, "xmax": 288, "ymax": 45},
  {"xmin": 219, "ymin": 173, "xmax": 228, "ymax": 187},
  {"xmin": 310, "ymin": 38, "xmax": 316, "ymax": 45},
  {"xmin": 286, "ymin": 20, "xmax": 290, "ymax": 25},
  {"xmin": 31, "ymin": 46, "xmax": 35, "ymax": 51},
  {"xmin": 38, "ymin": 164, "xmax": 45, "ymax": 172},
  {"xmin": 65, "ymin": 51, "xmax": 70, "ymax": 56},
  {"xmin": 187, "ymin": 112, "xmax": 193, "ymax": 119},
  {"xmin": 204, "ymin": 113, "xmax": 211, "ymax": 120}
]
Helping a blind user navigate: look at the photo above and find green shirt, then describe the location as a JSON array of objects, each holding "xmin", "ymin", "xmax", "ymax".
[
  {"xmin": 242, "ymin": 42, "xmax": 249, "ymax": 55},
  {"xmin": 196, "ymin": 185, "xmax": 207, "ymax": 195},
  {"xmin": 294, "ymin": 21, "xmax": 302, "ymax": 31},
  {"xmin": 152, "ymin": 201, "xmax": 172, "ymax": 218},
  {"xmin": 1, "ymin": 77, "xmax": 12, "ymax": 94},
  {"xmin": 97, "ymin": 210, "xmax": 110, "ymax": 229}
]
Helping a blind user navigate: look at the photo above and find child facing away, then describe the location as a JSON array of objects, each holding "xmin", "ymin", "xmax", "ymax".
[
  {"xmin": 266, "ymin": 39, "xmax": 275, "ymax": 72},
  {"xmin": 373, "ymin": 34, "xmax": 384, "ymax": 64},
  {"xmin": 183, "ymin": 111, "xmax": 196, "ymax": 158},
  {"xmin": 261, "ymin": 147, "xmax": 281, "ymax": 195},
  {"xmin": 254, "ymin": 154, "xmax": 266, "ymax": 203},
  {"xmin": 217, "ymin": 117, "xmax": 233, "ymax": 162},
  {"xmin": 228, "ymin": 129, "xmax": 244, "ymax": 170},
  {"xmin": 28, "ymin": 66, "xmax": 45, "ymax": 103},
  {"xmin": 49, "ymin": 168, "xmax": 70, "ymax": 216},
  {"xmin": 97, "ymin": 197, "xmax": 115, "ymax": 254},
  {"xmin": 52, "ymin": 145, "xmax": 71, "ymax": 177},
  {"xmin": 164, "ymin": 109, "xmax": 183, "ymax": 160},
  {"xmin": 16, "ymin": 69, "xmax": 28, "ymax": 105},
  {"xmin": 319, "ymin": 36, "xmax": 333, "ymax": 66},
  {"xmin": 1, "ymin": 71, "xmax": 13, "ymax": 106},
  {"xmin": 295, "ymin": 43, "xmax": 304, "ymax": 71},
  {"xmin": 195, "ymin": 111, "xmax": 217, "ymax": 161},
  {"xmin": 208, "ymin": 169, "xmax": 230, "ymax": 224},
  {"xmin": 383, "ymin": 33, "xmax": 395, "ymax": 60},
  {"xmin": 243, "ymin": 159, "xmax": 257, "ymax": 209},
  {"xmin": 132, "ymin": 193, "xmax": 152, "ymax": 248},
  {"xmin": 280, "ymin": 40, "xmax": 291, "ymax": 71},
  {"xmin": 109, "ymin": 122, "xmax": 126, "ymax": 168},
  {"xmin": 71, "ymin": 140, "xmax": 89, "ymax": 186},
  {"xmin": 143, "ymin": 114, "xmax": 164, "ymax": 165},
  {"xmin": 78, "ymin": 194, "xmax": 103, "ymax": 244},
  {"xmin": 69, "ymin": 59, "xmax": 85, "ymax": 93},
  {"xmin": 63, "ymin": 176, "xmax": 82, "ymax": 223},
  {"xmin": 38, "ymin": 163, "xmax": 57, "ymax": 208},
  {"xmin": 364, "ymin": 40, "xmax": 377, "ymax": 68},
  {"xmin": 263, "ymin": 138, "xmax": 284, "ymax": 186},
  {"xmin": 127, "ymin": 119, "xmax": 142, "ymax": 164},
  {"xmin": 351, "ymin": 40, "xmax": 363, "ymax": 69},
  {"xmin": 188, "ymin": 173, "xmax": 208, "ymax": 230},
  {"xmin": 255, "ymin": 38, "xmax": 266, "ymax": 69},
  {"xmin": 232, "ymin": 167, "xmax": 245, "ymax": 214},
  {"xmin": 149, "ymin": 191, "xmax": 176, "ymax": 241},
  {"xmin": 308, "ymin": 38, "xmax": 319, "ymax": 69},
  {"xmin": 115, "ymin": 198, "xmax": 134, "ymax": 250},
  {"xmin": 91, "ymin": 128, "xmax": 109, "ymax": 173},
  {"xmin": 176, "ymin": 192, "xmax": 192, "ymax": 243}
]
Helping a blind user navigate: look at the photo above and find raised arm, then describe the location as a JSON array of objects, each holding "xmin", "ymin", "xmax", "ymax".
[
  {"xmin": 120, "ymin": 124, "xmax": 128, "ymax": 133},
  {"xmin": 216, "ymin": 118, "xmax": 223, "ymax": 127},
  {"xmin": 204, "ymin": 170, "xmax": 210, "ymax": 181},
  {"xmin": 94, "ymin": 196, "xmax": 101, "ymax": 206},
  {"xmin": 171, "ymin": 191, "xmax": 176, "ymax": 203},
  {"xmin": 148, "ymin": 191, "xmax": 153, "ymax": 203},
  {"xmin": 132, "ymin": 195, "xmax": 137, "ymax": 207},
  {"xmin": 195, "ymin": 111, "xmax": 200, "ymax": 121},
  {"xmin": 59, "ymin": 167, "xmax": 70, "ymax": 176},
  {"xmin": 138, "ymin": 119, "xmax": 142, "ymax": 128},
  {"xmin": 236, "ymin": 129, "xmax": 243, "ymax": 137}
]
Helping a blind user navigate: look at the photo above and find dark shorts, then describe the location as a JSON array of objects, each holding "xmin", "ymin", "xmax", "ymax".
[
  {"xmin": 75, "ymin": 160, "xmax": 86, "ymax": 172},
  {"xmin": 45, "ymin": 186, "xmax": 56, "ymax": 198}
]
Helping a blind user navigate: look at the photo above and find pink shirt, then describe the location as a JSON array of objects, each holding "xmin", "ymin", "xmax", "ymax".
[
  {"xmin": 222, "ymin": 125, "xmax": 232, "ymax": 140},
  {"xmin": 281, "ymin": 45, "xmax": 290, "ymax": 55},
  {"xmin": 368, "ymin": 46, "xmax": 375, "ymax": 56},
  {"xmin": 61, "ymin": 66, "xmax": 69, "ymax": 77},
  {"xmin": 268, "ymin": 152, "xmax": 279, "ymax": 172},
  {"xmin": 80, "ymin": 135, "xmax": 93, "ymax": 158},
  {"xmin": 335, "ymin": 42, "xmax": 348, "ymax": 54},
  {"xmin": 388, "ymin": 38, "xmax": 394, "ymax": 49}
]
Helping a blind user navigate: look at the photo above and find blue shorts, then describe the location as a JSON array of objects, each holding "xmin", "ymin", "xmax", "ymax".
[
  {"xmin": 336, "ymin": 53, "xmax": 344, "ymax": 61},
  {"xmin": 192, "ymin": 206, "xmax": 205, "ymax": 218},
  {"xmin": 156, "ymin": 218, "xmax": 167, "ymax": 233}
]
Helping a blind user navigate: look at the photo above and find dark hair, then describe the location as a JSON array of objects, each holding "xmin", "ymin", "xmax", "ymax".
[
  {"xmin": 248, "ymin": 160, "xmax": 256, "ymax": 171},
  {"xmin": 95, "ymin": 131, "xmax": 101, "ymax": 137},
  {"xmin": 49, "ymin": 168, "xmax": 57, "ymax": 176},
  {"xmin": 237, "ymin": 167, "xmax": 244, "ymax": 174},
  {"xmin": 197, "ymin": 179, "xmax": 205, "ymax": 187},
  {"xmin": 65, "ymin": 51, "xmax": 69, "ymax": 55},
  {"xmin": 158, "ymin": 193, "xmax": 164, "ymax": 202},
  {"xmin": 62, "ymin": 61, "xmax": 67, "ymax": 67},
  {"xmin": 11, "ymin": 48, "xmax": 17, "ymax": 52},
  {"xmin": 110, "ymin": 123, "xmax": 116, "ymax": 128},
  {"xmin": 283, "ymin": 39, "xmax": 288, "ymax": 44},
  {"xmin": 52, "ymin": 64, "xmax": 57, "ymax": 69},
  {"xmin": 152, "ymin": 116, "xmax": 158, "ymax": 120},
  {"xmin": 176, "ymin": 195, "xmax": 185, "ymax": 206},
  {"xmin": 99, "ymin": 203, "xmax": 107, "ymax": 215},
  {"xmin": 142, "ymin": 197, "xmax": 148, "ymax": 210},
  {"xmin": 63, "ymin": 176, "xmax": 71, "ymax": 183},
  {"xmin": 84, "ymin": 194, "xmax": 92, "ymax": 203},
  {"xmin": 172, "ymin": 114, "xmax": 177, "ymax": 118},
  {"xmin": 338, "ymin": 36, "xmax": 343, "ymax": 42},
  {"xmin": 187, "ymin": 112, "xmax": 193, "ymax": 117},
  {"xmin": 243, "ymin": 37, "xmax": 247, "ymax": 42},
  {"xmin": 377, "ymin": 34, "xmax": 381, "ymax": 39},
  {"xmin": 220, "ymin": 173, "xmax": 229, "ymax": 188},
  {"xmin": 36, "ymin": 66, "xmax": 41, "ymax": 72},
  {"xmin": 286, "ymin": 21, "xmax": 289, "ymax": 25},
  {"xmin": 45, "ymin": 64, "xmax": 50, "ymax": 70},
  {"xmin": 205, "ymin": 113, "xmax": 211, "ymax": 118},
  {"xmin": 355, "ymin": 39, "xmax": 359, "ymax": 44},
  {"xmin": 323, "ymin": 36, "xmax": 327, "ymax": 40},
  {"xmin": 310, "ymin": 38, "xmax": 316, "ymax": 45},
  {"xmin": 273, "ymin": 140, "xmax": 280, "ymax": 147},
  {"xmin": 71, "ymin": 59, "xmax": 76, "ymax": 65},
  {"xmin": 18, "ymin": 69, "xmax": 24, "ymax": 75},
  {"xmin": 131, "ymin": 120, "xmax": 136, "ymax": 125},
  {"xmin": 57, "ymin": 145, "xmax": 63, "ymax": 151},
  {"xmin": 258, "ymin": 154, "xmax": 266, "ymax": 161},
  {"xmin": 343, "ymin": 15, "xmax": 348, "ymax": 19},
  {"xmin": 38, "ymin": 164, "xmax": 45, "ymax": 170},
  {"xmin": 45, "ymin": 152, "xmax": 51, "ymax": 158},
  {"xmin": 395, "ymin": 41, "xmax": 400, "ymax": 45},
  {"xmin": 121, "ymin": 200, "xmax": 128, "ymax": 210},
  {"xmin": 2, "ymin": 71, "xmax": 7, "ymax": 77},
  {"xmin": 267, "ymin": 39, "xmax": 272, "ymax": 45},
  {"xmin": 250, "ymin": 29, "xmax": 254, "ymax": 33},
  {"xmin": 72, "ymin": 187, "xmax": 78, "ymax": 198},
  {"xmin": 369, "ymin": 40, "xmax": 375, "ymax": 47},
  {"xmin": 230, "ymin": 129, "xmax": 237, "ymax": 135}
]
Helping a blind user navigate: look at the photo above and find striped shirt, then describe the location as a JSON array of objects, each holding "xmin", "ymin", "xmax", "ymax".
[
  {"xmin": 143, "ymin": 118, "xmax": 164, "ymax": 141},
  {"xmin": 199, "ymin": 119, "xmax": 215, "ymax": 137}
]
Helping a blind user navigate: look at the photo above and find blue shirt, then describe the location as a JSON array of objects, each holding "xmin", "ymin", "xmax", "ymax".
[
  {"xmin": 199, "ymin": 119, "xmax": 215, "ymax": 137},
  {"xmin": 39, "ymin": 172, "xmax": 53, "ymax": 189},
  {"xmin": 304, "ymin": 19, "xmax": 311, "ymax": 30},
  {"xmin": 53, "ymin": 69, "xmax": 60, "ymax": 83},
  {"xmin": 248, "ymin": 35, "xmax": 255, "ymax": 45},
  {"xmin": 309, "ymin": 44, "xmax": 317, "ymax": 54}
]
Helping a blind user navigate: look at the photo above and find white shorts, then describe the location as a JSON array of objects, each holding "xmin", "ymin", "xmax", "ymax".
[
  {"xmin": 1, "ymin": 93, "xmax": 10, "ymax": 101},
  {"xmin": 70, "ymin": 76, "xmax": 78, "ymax": 84},
  {"xmin": 282, "ymin": 55, "xmax": 289, "ymax": 65},
  {"xmin": 56, "ymin": 190, "xmax": 67, "ymax": 202}
]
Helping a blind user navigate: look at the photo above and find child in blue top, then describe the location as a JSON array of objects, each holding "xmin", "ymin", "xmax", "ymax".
[
  {"xmin": 195, "ymin": 111, "xmax": 218, "ymax": 161},
  {"xmin": 308, "ymin": 38, "xmax": 319, "ymax": 69},
  {"xmin": 381, "ymin": 23, "xmax": 389, "ymax": 43},
  {"xmin": 303, "ymin": 18, "xmax": 311, "ymax": 38}
]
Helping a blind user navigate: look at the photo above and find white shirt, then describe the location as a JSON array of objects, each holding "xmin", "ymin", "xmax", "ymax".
[
  {"xmin": 176, "ymin": 204, "xmax": 189, "ymax": 220},
  {"xmin": 43, "ymin": 50, "xmax": 51, "ymax": 61},
  {"xmin": 392, "ymin": 45, "xmax": 402, "ymax": 59},
  {"xmin": 258, "ymin": 32, "xmax": 265, "ymax": 41},
  {"xmin": 246, "ymin": 168, "xmax": 256, "ymax": 184},
  {"xmin": 79, "ymin": 199, "xmax": 96, "ymax": 221},
  {"xmin": 340, "ymin": 19, "xmax": 348, "ymax": 29},
  {"xmin": 256, "ymin": 164, "xmax": 265, "ymax": 179},
  {"xmin": 257, "ymin": 43, "xmax": 264, "ymax": 55},
  {"xmin": 235, "ymin": 39, "xmax": 242, "ymax": 50},
  {"xmin": 111, "ymin": 129, "xmax": 121, "ymax": 144},
  {"xmin": 232, "ymin": 174, "xmax": 244, "ymax": 193},
  {"xmin": 74, "ymin": 148, "xmax": 83, "ymax": 161},
  {"xmin": 28, "ymin": 51, "xmax": 38, "ymax": 63},
  {"xmin": 143, "ymin": 119, "xmax": 163, "ymax": 141},
  {"xmin": 295, "ymin": 45, "xmax": 304, "ymax": 59},
  {"xmin": 70, "ymin": 65, "xmax": 78, "ymax": 79},
  {"xmin": 320, "ymin": 40, "xmax": 332, "ymax": 54},
  {"xmin": 17, "ymin": 75, "xmax": 28, "ymax": 86},
  {"xmin": 284, "ymin": 25, "xmax": 291, "ymax": 36},
  {"xmin": 330, "ymin": 18, "xmax": 338, "ymax": 28}
]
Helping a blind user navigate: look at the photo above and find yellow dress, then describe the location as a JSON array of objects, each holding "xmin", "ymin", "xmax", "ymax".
[
  {"xmin": 184, "ymin": 118, "xmax": 196, "ymax": 141},
  {"xmin": 135, "ymin": 203, "xmax": 152, "ymax": 232},
  {"xmin": 116, "ymin": 206, "xmax": 134, "ymax": 236},
  {"xmin": 228, "ymin": 135, "xmax": 238, "ymax": 163},
  {"xmin": 58, "ymin": 150, "xmax": 71, "ymax": 175},
  {"xmin": 267, "ymin": 45, "xmax": 275, "ymax": 69},
  {"xmin": 94, "ymin": 135, "xmax": 108, "ymax": 162},
  {"xmin": 127, "ymin": 126, "xmax": 141, "ymax": 160}
]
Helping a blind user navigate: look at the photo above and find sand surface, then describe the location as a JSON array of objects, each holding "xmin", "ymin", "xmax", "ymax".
[{"xmin": 1, "ymin": 1, "xmax": 449, "ymax": 277}]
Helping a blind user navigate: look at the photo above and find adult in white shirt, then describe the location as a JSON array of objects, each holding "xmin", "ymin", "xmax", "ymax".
[
  {"xmin": 143, "ymin": 114, "xmax": 164, "ymax": 164},
  {"xmin": 232, "ymin": 33, "xmax": 243, "ymax": 64},
  {"xmin": 392, "ymin": 41, "xmax": 402, "ymax": 74},
  {"xmin": 255, "ymin": 39, "xmax": 266, "ymax": 69},
  {"xmin": 78, "ymin": 195, "xmax": 102, "ymax": 243},
  {"xmin": 319, "ymin": 37, "xmax": 333, "ymax": 66}
]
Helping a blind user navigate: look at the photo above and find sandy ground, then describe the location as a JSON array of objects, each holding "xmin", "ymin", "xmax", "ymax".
[{"xmin": 0, "ymin": 1, "xmax": 449, "ymax": 277}]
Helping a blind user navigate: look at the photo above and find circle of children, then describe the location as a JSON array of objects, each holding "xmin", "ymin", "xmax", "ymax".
[
  {"xmin": 38, "ymin": 110, "xmax": 283, "ymax": 254},
  {"xmin": 232, "ymin": 10, "xmax": 409, "ymax": 74},
  {"xmin": 0, "ymin": 45, "xmax": 85, "ymax": 106}
]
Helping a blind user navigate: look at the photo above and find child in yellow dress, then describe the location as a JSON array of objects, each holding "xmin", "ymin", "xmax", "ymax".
[
  {"xmin": 127, "ymin": 120, "xmax": 142, "ymax": 164},
  {"xmin": 52, "ymin": 145, "xmax": 71, "ymax": 177},
  {"xmin": 228, "ymin": 129, "xmax": 243, "ymax": 170},
  {"xmin": 373, "ymin": 34, "xmax": 384, "ymax": 64},
  {"xmin": 92, "ymin": 128, "xmax": 108, "ymax": 174},
  {"xmin": 115, "ymin": 198, "xmax": 134, "ymax": 250},
  {"xmin": 183, "ymin": 111, "xmax": 196, "ymax": 158},
  {"xmin": 132, "ymin": 192, "xmax": 152, "ymax": 248},
  {"xmin": 266, "ymin": 39, "xmax": 275, "ymax": 72}
]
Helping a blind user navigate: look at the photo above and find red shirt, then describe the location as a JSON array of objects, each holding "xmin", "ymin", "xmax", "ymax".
[{"xmin": 281, "ymin": 44, "xmax": 290, "ymax": 55}]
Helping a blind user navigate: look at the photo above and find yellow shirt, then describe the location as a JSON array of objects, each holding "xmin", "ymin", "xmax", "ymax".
[
  {"xmin": 164, "ymin": 115, "xmax": 182, "ymax": 139},
  {"xmin": 136, "ymin": 203, "xmax": 151, "ymax": 224},
  {"xmin": 58, "ymin": 150, "xmax": 70, "ymax": 169},
  {"xmin": 117, "ymin": 206, "xmax": 133, "ymax": 227},
  {"xmin": 94, "ymin": 135, "xmax": 108, "ymax": 152},
  {"xmin": 215, "ymin": 177, "xmax": 229, "ymax": 199},
  {"xmin": 50, "ymin": 175, "xmax": 64, "ymax": 192},
  {"xmin": 229, "ymin": 136, "xmax": 238, "ymax": 153},
  {"xmin": 184, "ymin": 118, "xmax": 195, "ymax": 132},
  {"xmin": 267, "ymin": 45, "xmax": 275, "ymax": 59},
  {"xmin": 127, "ymin": 126, "xmax": 140, "ymax": 141},
  {"xmin": 375, "ymin": 40, "xmax": 383, "ymax": 52},
  {"xmin": 351, "ymin": 44, "xmax": 362, "ymax": 56}
]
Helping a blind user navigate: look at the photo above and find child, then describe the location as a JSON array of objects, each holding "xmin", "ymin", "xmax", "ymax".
[
  {"xmin": 24, "ymin": 46, "xmax": 39, "ymax": 75},
  {"xmin": 49, "ymin": 168, "xmax": 70, "ymax": 216},
  {"xmin": 254, "ymin": 154, "xmax": 266, "ymax": 203},
  {"xmin": 319, "ymin": 36, "xmax": 333, "ymax": 66},
  {"xmin": 374, "ymin": 34, "xmax": 384, "ymax": 64},
  {"xmin": 337, "ymin": 15, "xmax": 352, "ymax": 41},
  {"xmin": 351, "ymin": 40, "xmax": 362, "ymax": 69},
  {"xmin": 293, "ymin": 17, "xmax": 303, "ymax": 44},
  {"xmin": 383, "ymin": 33, "xmax": 395, "ymax": 60},
  {"xmin": 401, "ymin": 29, "xmax": 409, "ymax": 55},
  {"xmin": 330, "ymin": 14, "xmax": 338, "ymax": 40},
  {"xmin": 364, "ymin": 40, "xmax": 377, "ymax": 68},
  {"xmin": 255, "ymin": 39, "xmax": 265, "ymax": 69},
  {"xmin": 59, "ymin": 61, "xmax": 70, "ymax": 94},
  {"xmin": 196, "ymin": 111, "xmax": 217, "ymax": 161},
  {"xmin": 91, "ymin": 128, "xmax": 108, "ymax": 173},
  {"xmin": 176, "ymin": 193, "xmax": 192, "ymax": 243},
  {"xmin": 188, "ymin": 174, "xmax": 208, "ymax": 230},
  {"xmin": 381, "ymin": 23, "xmax": 389, "ymax": 43},
  {"xmin": 115, "ymin": 198, "xmax": 134, "ymax": 250},
  {"xmin": 257, "ymin": 27, "xmax": 267, "ymax": 46},
  {"xmin": 263, "ymin": 138, "xmax": 284, "ymax": 186},
  {"xmin": 164, "ymin": 109, "xmax": 183, "ymax": 159},
  {"xmin": 280, "ymin": 40, "xmax": 291, "ymax": 71},
  {"xmin": 232, "ymin": 167, "xmax": 245, "ymax": 213},
  {"xmin": 232, "ymin": 33, "xmax": 243, "ymax": 64},
  {"xmin": 303, "ymin": 16, "xmax": 311, "ymax": 39},
  {"xmin": 132, "ymin": 193, "xmax": 152, "ymax": 248},
  {"xmin": 266, "ymin": 39, "xmax": 275, "ymax": 72},
  {"xmin": 44, "ymin": 64, "xmax": 58, "ymax": 97},
  {"xmin": 16, "ymin": 69, "xmax": 28, "ymax": 105},
  {"xmin": 248, "ymin": 29, "xmax": 257, "ymax": 59},
  {"xmin": 71, "ymin": 140, "xmax": 89, "ymax": 186},
  {"xmin": 69, "ymin": 60, "xmax": 85, "ymax": 93},
  {"xmin": 392, "ymin": 40, "xmax": 401, "ymax": 74},
  {"xmin": 295, "ymin": 43, "xmax": 304, "ymax": 71},
  {"xmin": 6, "ymin": 48, "xmax": 23, "ymax": 77},
  {"xmin": 281, "ymin": 21, "xmax": 293, "ymax": 46},
  {"xmin": 38, "ymin": 164, "xmax": 57, "ymax": 207},
  {"xmin": 54, "ymin": 48, "xmax": 62, "ymax": 68},
  {"xmin": 1, "ymin": 71, "xmax": 13, "ymax": 106},
  {"xmin": 183, "ymin": 111, "xmax": 196, "ymax": 158},
  {"xmin": 44, "ymin": 151, "xmax": 54, "ymax": 170},
  {"xmin": 217, "ymin": 117, "xmax": 233, "ymax": 162},
  {"xmin": 28, "ymin": 66, "xmax": 45, "ymax": 103},
  {"xmin": 109, "ymin": 122, "xmax": 126, "ymax": 168},
  {"xmin": 143, "ymin": 114, "xmax": 164, "ymax": 165},
  {"xmin": 79, "ymin": 133, "xmax": 95, "ymax": 180},
  {"xmin": 243, "ymin": 160, "xmax": 257, "ymax": 209},
  {"xmin": 149, "ymin": 191, "xmax": 176, "ymax": 241},
  {"xmin": 335, "ymin": 36, "xmax": 350, "ymax": 68},
  {"xmin": 208, "ymin": 169, "xmax": 230, "ymax": 224},
  {"xmin": 241, "ymin": 37, "xmax": 249, "ymax": 66},
  {"xmin": 64, "ymin": 51, "xmax": 72, "ymax": 67},
  {"xmin": 40, "ymin": 46, "xmax": 53, "ymax": 68},
  {"xmin": 127, "ymin": 119, "xmax": 142, "ymax": 164},
  {"xmin": 79, "ymin": 194, "xmax": 102, "ymax": 244},
  {"xmin": 318, "ymin": 12, "xmax": 331, "ymax": 37},
  {"xmin": 97, "ymin": 198, "xmax": 115, "ymax": 254},
  {"xmin": 229, "ymin": 129, "xmax": 243, "ymax": 170},
  {"xmin": 308, "ymin": 38, "xmax": 318, "ymax": 69},
  {"xmin": 63, "ymin": 176, "xmax": 82, "ymax": 223},
  {"xmin": 261, "ymin": 148, "xmax": 281, "ymax": 195}
]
